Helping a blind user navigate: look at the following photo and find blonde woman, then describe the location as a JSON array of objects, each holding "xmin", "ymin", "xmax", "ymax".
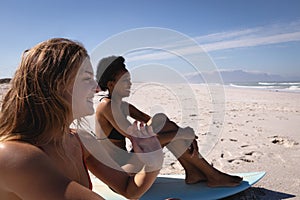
[{"xmin": 0, "ymin": 38, "xmax": 163, "ymax": 200}]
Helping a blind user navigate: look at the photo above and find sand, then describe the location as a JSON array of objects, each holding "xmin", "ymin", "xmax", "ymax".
[{"xmin": 1, "ymin": 82, "xmax": 299, "ymax": 199}]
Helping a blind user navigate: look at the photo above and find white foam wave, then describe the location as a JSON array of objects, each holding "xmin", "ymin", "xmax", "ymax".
[
  {"xmin": 258, "ymin": 82, "xmax": 300, "ymax": 86},
  {"xmin": 229, "ymin": 83, "xmax": 276, "ymax": 89},
  {"xmin": 229, "ymin": 83, "xmax": 300, "ymax": 93}
]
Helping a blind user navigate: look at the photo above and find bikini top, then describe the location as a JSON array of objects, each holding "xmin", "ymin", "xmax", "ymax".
[
  {"xmin": 99, "ymin": 95, "xmax": 126, "ymax": 141},
  {"xmin": 74, "ymin": 133, "xmax": 93, "ymax": 190},
  {"xmin": 108, "ymin": 127, "xmax": 125, "ymax": 140}
]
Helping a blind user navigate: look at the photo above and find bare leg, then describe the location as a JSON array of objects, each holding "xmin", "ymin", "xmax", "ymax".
[
  {"xmin": 177, "ymin": 157, "xmax": 207, "ymax": 184},
  {"xmin": 167, "ymin": 140, "xmax": 242, "ymax": 187},
  {"xmin": 150, "ymin": 113, "xmax": 242, "ymax": 187}
]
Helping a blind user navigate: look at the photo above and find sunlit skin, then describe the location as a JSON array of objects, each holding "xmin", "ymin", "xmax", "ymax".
[
  {"xmin": 0, "ymin": 39, "xmax": 163, "ymax": 200},
  {"xmin": 96, "ymin": 66, "xmax": 243, "ymax": 187},
  {"xmin": 72, "ymin": 59, "xmax": 98, "ymax": 118}
]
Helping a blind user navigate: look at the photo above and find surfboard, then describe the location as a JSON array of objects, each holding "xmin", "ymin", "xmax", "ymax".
[{"xmin": 92, "ymin": 171, "xmax": 266, "ymax": 200}]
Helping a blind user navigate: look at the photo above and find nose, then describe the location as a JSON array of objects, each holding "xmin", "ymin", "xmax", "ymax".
[
  {"xmin": 95, "ymin": 85, "xmax": 101, "ymax": 93},
  {"xmin": 92, "ymin": 79, "xmax": 101, "ymax": 93}
]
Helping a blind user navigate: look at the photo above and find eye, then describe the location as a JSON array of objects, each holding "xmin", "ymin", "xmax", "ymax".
[
  {"xmin": 83, "ymin": 76, "xmax": 94, "ymax": 83},
  {"xmin": 83, "ymin": 77, "xmax": 91, "ymax": 81}
]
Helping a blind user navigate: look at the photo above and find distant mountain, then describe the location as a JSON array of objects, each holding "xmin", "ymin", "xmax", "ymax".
[
  {"xmin": 0, "ymin": 78, "xmax": 11, "ymax": 84},
  {"xmin": 185, "ymin": 70, "xmax": 300, "ymax": 83}
]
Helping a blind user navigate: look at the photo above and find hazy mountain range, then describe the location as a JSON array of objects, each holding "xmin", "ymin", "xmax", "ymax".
[
  {"xmin": 185, "ymin": 69, "xmax": 300, "ymax": 84},
  {"xmin": 1, "ymin": 70, "xmax": 299, "ymax": 85}
]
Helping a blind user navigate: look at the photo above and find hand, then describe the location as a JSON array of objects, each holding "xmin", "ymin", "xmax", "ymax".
[
  {"xmin": 128, "ymin": 122, "xmax": 161, "ymax": 152},
  {"xmin": 127, "ymin": 121, "xmax": 163, "ymax": 171}
]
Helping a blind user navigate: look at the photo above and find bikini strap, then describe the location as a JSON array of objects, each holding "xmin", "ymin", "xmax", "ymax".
[{"xmin": 73, "ymin": 131, "xmax": 93, "ymax": 190}]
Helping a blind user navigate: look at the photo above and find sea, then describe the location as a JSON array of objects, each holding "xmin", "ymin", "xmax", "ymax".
[{"xmin": 227, "ymin": 81, "xmax": 300, "ymax": 93}]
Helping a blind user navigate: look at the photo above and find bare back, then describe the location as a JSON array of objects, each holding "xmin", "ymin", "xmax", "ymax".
[{"xmin": 0, "ymin": 133, "xmax": 93, "ymax": 200}]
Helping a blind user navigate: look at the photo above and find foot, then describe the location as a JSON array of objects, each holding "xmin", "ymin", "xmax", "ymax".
[
  {"xmin": 206, "ymin": 172, "xmax": 243, "ymax": 187},
  {"xmin": 185, "ymin": 169, "xmax": 207, "ymax": 184}
]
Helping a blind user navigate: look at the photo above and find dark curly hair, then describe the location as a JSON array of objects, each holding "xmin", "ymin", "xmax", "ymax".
[{"xmin": 96, "ymin": 56, "xmax": 128, "ymax": 91}]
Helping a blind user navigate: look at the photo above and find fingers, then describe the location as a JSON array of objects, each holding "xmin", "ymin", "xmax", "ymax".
[
  {"xmin": 131, "ymin": 136, "xmax": 142, "ymax": 153},
  {"xmin": 128, "ymin": 121, "xmax": 156, "ymax": 138},
  {"xmin": 146, "ymin": 126, "xmax": 156, "ymax": 137},
  {"xmin": 139, "ymin": 122, "xmax": 148, "ymax": 138},
  {"xmin": 126, "ymin": 121, "xmax": 139, "ymax": 140}
]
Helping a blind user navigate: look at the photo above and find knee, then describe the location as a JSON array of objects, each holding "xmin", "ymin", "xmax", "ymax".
[
  {"xmin": 151, "ymin": 113, "xmax": 169, "ymax": 133},
  {"xmin": 152, "ymin": 113, "xmax": 169, "ymax": 122}
]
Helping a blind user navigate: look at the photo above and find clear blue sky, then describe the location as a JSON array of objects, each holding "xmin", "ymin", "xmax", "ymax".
[{"xmin": 1, "ymin": 0, "xmax": 300, "ymax": 80}]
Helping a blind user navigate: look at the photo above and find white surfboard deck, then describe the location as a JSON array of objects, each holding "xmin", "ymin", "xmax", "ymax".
[{"xmin": 93, "ymin": 171, "xmax": 265, "ymax": 200}]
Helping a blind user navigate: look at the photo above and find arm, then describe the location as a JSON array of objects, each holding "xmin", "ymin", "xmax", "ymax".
[
  {"xmin": 80, "ymin": 124, "xmax": 163, "ymax": 199},
  {"xmin": 125, "ymin": 102, "xmax": 151, "ymax": 123},
  {"xmin": 0, "ymin": 142, "xmax": 104, "ymax": 200},
  {"xmin": 86, "ymin": 153, "xmax": 159, "ymax": 199},
  {"xmin": 96, "ymin": 100, "xmax": 132, "ymax": 138},
  {"xmin": 124, "ymin": 102, "xmax": 197, "ymax": 149}
]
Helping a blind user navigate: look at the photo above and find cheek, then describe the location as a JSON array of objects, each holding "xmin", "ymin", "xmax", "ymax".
[{"xmin": 73, "ymin": 81, "xmax": 91, "ymax": 98}]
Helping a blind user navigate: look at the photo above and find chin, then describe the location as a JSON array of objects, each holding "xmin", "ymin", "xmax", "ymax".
[
  {"xmin": 124, "ymin": 91, "xmax": 130, "ymax": 97},
  {"xmin": 86, "ymin": 107, "xmax": 95, "ymax": 115}
]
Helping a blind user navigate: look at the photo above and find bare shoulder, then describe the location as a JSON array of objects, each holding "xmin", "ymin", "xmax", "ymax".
[
  {"xmin": 0, "ymin": 141, "xmax": 103, "ymax": 200},
  {"xmin": 0, "ymin": 142, "xmax": 47, "ymax": 178},
  {"xmin": 96, "ymin": 97, "xmax": 112, "ymax": 113},
  {"xmin": 0, "ymin": 141, "xmax": 45, "ymax": 166},
  {"xmin": 0, "ymin": 141, "xmax": 51, "ymax": 191}
]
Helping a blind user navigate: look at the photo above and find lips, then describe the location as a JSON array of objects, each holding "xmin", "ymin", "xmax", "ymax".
[{"xmin": 87, "ymin": 97, "xmax": 94, "ymax": 103}]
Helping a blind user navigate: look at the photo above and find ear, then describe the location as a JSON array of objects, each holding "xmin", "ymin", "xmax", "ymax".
[{"xmin": 107, "ymin": 80, "xmax": 115, "ymax": 90}]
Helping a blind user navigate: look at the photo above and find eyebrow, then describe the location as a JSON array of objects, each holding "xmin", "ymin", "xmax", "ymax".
[{"xmin": 84, "ymin": 70, "xmax": 94, "ymax": 76}]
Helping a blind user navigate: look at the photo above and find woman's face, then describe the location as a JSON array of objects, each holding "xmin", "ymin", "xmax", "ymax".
[
  {"xmin": 111, "ymin": 71, "xmax": 132, "ymax": 98},
  {"xmin": 72, "ymin": 58, "xmax": 98, "ymax": 119}
]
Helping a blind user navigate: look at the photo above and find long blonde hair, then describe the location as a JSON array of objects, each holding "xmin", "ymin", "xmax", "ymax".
[{"xmin": 0, "ymin": 38, "xmax": 88, "ymax": 146}]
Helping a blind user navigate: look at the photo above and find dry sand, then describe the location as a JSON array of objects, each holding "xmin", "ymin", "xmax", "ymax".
[
  {"xmin": 1, "ymin": 82, "xmax": 299, "ymax": 199},
  {"xmin": 122, "ymin": 83, "xmax": 300, "ymax": 200}
]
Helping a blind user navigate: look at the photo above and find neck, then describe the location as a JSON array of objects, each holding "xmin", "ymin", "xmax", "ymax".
[
  {"xmin": 36, "ymin": 127, "xmax": 66, "ymax": 148},
  {"xmin": 109, "ymin": 93, "xmax": 123, "ymax": 105}
]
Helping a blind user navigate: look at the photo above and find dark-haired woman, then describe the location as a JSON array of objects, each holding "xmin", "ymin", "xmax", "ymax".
[{"xmin": 95, "ymin": 56, "xmax": 243, "ymax": 187}]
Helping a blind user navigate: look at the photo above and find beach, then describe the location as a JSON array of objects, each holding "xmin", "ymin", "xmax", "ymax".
[
  {"xmin": 1, "ymin": 82, "xmax": 299, "ymax": 199},
  {"xmin": 103, "ymin": 83, "xmax": 300, "ymax": 200}
]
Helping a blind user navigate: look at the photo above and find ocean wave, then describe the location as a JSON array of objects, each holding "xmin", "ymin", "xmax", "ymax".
[
  {"xmin": 286, "ymin": 86, "xmax": 300, "ymax": 90},
  {"xmin": 258, "ymin": 82, "xmax": 300, "ymax": 86},
  {"xmin": 229, "ymin": 83, "xmax": 300, "ymax": 93},
  {"xmin": 229, "ymin": 83, "xmax": 277, "ymax": 89}
]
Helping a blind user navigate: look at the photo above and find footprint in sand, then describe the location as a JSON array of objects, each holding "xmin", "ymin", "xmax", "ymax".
[
  {"xmin": 240, "ymin": 144, "xmax": 258, "ymax": 149},
  {"xmin": 226, "ymin": 150, "xmax": 263, "ymax": 164},
  {"xmin": 227, "ymin": 156, "xmax": 255, "ymax": 164},
  {"xmin": 243, "ymin": 151, "xmax": 263, "ymax": 159},
  {"xmin": 269, "ymin": 136, "xmax": 299, "ymax": 147}
]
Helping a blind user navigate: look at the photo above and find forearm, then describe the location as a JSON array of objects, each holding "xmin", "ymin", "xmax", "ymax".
[
  {"xmin": 123, "ymin": 170, "xmax": 159, "ymax": 199},
  {"xmin": 156, "ymin": 130, "xmax": 178, "ymax": 145},
  {"xmin": 121, "ymin": 139, "xmax": 163, "ymax": 199},
  {"xmin": 156, "ymin": 122, "xmax": 185, "ymax": 144},
  {"xmin": 64, "ymin": 181, "xmax": 105, "ymax": 200},
  {"xmin": 87, "ymin": 153, "xmax": 161, "ymax": 199},
  {"xmin": 157, "ymin": 126, "xmax": 197, "ymax": 148}
]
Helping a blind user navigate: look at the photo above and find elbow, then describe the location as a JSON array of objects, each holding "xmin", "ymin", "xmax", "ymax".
[
  {"xmin": 123, "ymin": 194, "xmax": 141, "ymax": 199},
  {"xmin": 120, "ymin": 189, "xmax": 143, "ymax": 199}
]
